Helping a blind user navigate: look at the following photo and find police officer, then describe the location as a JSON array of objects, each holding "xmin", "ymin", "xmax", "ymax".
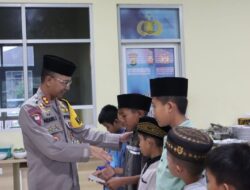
[{"xmin": 19, "ymin": 55, "xmax": 128, "ymax": 190}]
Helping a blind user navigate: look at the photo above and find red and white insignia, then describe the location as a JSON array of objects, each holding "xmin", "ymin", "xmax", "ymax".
[
  {"xmin": 28, "ymin": 107, "xmax": 42, "ymax": 126},
  {"xmin": 32, "ymin": 114, "xmax": 42, "ymax": 126}
]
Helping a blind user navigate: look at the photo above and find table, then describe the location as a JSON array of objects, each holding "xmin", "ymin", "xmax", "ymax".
[{"xmin": 0, "ymin": 158, "xmax": 27, "ymax": 190}]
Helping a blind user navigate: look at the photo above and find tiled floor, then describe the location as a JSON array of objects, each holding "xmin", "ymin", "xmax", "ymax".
[
  {"xmin": 0, "ymin": 158, "xmax": 103, "ymax": 190},
  {"xmin": 78, "ymin": 159, "xmax": 103, "ymax": 190}
]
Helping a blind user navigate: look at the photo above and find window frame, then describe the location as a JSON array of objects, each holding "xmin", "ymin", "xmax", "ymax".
[{"xmin": 0, "ymin": 3, "xmax": 96, "ymax": 130}]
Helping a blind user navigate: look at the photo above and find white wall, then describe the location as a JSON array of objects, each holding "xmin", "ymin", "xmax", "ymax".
[{"xmin": 1, "ymin": 0, "xmax": 250, "ymax": 147}]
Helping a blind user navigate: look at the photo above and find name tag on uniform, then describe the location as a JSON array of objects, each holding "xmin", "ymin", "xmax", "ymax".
[
  {"xmin": 141, "ymin": 177, "xmax": 147, "ymax": 184},
  {"xmin": 44, "ymin": 116, "xmax": 57, "ymax": 123}
]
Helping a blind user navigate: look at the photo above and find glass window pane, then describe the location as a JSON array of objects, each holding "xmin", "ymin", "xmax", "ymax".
[
  {"xmin": 5, "ymin": 71, "xmax": 32, "ymax": 109},
  {"xmin": 0, "ymin": 120, "xmax": 3, "ymax": 131},
  {"xmin": 0, "ymin": 45, "xmax": 26, "ymax": 108},
  {"xmin": 0, "ymin": 111, "xmax": 19, "ymax": 130},
  {"xmin": 6, "ymin": 71, "xmax": 27, "ymax": 108},
  {"xmin": 4, "ymin": 119, "xmax": 19, "ymax": 130},
  {"xmin": 26, "ymin": 7, "xmax": 90, "ymax": 39},
  {"xmin": 3, "ymin": 46, "xmax": 34, "ymax": 67},
  {"xmin": 77, "ymin": 109, "xmax": 93, "ymax": 126},
  {"xmin": 0, "ymin": 7, "xmax": 22, "ymax": 39},
  {"xmin": 27, "ymin": 43, "xmax": 92, "ymax": 105}
]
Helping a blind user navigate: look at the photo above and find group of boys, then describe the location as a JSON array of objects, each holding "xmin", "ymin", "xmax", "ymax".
[
  {"xmin": 18, "ymin": 54, "xmax": 249, "ymax": 190},
  {"xmin": 96, "ymin": 77, "xmax": 250, "ymax": 190}
]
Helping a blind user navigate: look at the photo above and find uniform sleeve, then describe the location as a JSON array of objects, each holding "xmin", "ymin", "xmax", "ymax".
[
  {"xmin": 19, "ymin": 105, "xmax": 90, "ymax": 162},
  {"xmin": 70, "ymin": 127, "xmax": 121, "ymax": 150},
  {"xmin": 60, "ymin": 99, "xmax": 121, "ymax": 150}
]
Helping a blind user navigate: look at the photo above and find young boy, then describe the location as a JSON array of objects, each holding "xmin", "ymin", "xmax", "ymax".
[
  {"xmin": 106, "ymin": 93, "xmax": 152, "ymax": 190},
  {"xmin": 205, "ymin": 143, "xmax": 250, "ymax": 190},
  {"xmin": 166, "ymin": 126, "xmax": 213, "ymax": 190},
  {"xmin": 97, "ymin": 105, "xmax": 126, "ymax": 190},
  {"xmin": 149, "ymin": 77, "xmax": 193, "ymax": 190},
  {"xmin": 137, "ymin": 116, "xmax": 167, "ymax": 190}
]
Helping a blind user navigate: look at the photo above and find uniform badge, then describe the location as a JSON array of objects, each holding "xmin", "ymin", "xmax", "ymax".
[
  {"xmin": 39, "ymin": 103, "xmax": 45, "ymax": 109},
  {"xmin": 42, "ymin": 96, "xmax": 50, "ymax": 106},
  {"xmin": 70, "ymin": 132, "xmax": 80, "ymax": 144},
  {"xmin": 28, "ymin": 107, "xmax": 42, "ymax": 126},
  {"xmin": 39, "ymin": 103, "xmax": 51, "ymax": 116},
  {"xmin": 59, "ymin": 101, "xmax": 69, "ymax": 113},
  {"xmin": 60, "ymin": 108, "xmax": 68, "ymax": 113},
  {"xmin": 48, "ymin": 125, "xmax": 62, "ymax": 134},
  {"xmin": 33, "ymin": 114, "xmax": 42, "ymax": 126}
]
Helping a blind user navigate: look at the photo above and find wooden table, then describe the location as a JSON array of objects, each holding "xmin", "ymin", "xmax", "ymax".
[{"xmin": 0, "ymin": 158, "xmax": 27, "ymax": 190}]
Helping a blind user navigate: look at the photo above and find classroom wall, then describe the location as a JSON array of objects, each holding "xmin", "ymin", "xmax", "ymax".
[{"xmin": 1, "ymin": 0, "xmax": 250, "ymax": 147}]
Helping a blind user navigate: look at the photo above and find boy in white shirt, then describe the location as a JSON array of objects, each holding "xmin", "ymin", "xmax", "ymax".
[{"xmin": 137, "ymin": 116, "xmax": 167, "ymax": 190}]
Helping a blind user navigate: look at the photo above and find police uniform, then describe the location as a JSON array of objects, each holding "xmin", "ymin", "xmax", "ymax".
[
  {"xmin": 19, "ymin": 55, "xmax": 121, "ymax": 190},
  {"xmin": 166, "ymin": 127, "xmax": 213, "ymax": 190},
  {"xmin": 150, "ymin": 77, "xmax": 191, "ymax": 190},
  {"xmin": 117, "ymin": 94, "xmax": 151, "ymax": 190},
  {"xmin": 137, "ymin": 117, "xmax": 167, "ymax": 190}
]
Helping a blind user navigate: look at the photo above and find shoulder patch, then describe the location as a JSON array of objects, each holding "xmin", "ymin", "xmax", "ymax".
[{"xmin": 28, "ymin": 107, "xmax": 42, "ymax": 126}]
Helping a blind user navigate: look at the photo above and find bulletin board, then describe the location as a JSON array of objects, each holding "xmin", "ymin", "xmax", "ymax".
[{"xmin": 122, "ymin": 44, "xmax": 179, "ymax": 96}]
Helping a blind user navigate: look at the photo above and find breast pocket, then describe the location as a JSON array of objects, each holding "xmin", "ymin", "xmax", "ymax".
[
  {"xmin": 138, "ymin": 177, "xmax": 148, "ymax": 190},
  {"xmin": 47, "ymin": 123, "xmax": 64, "ymax": 135},
  {"xmin": 141, "ymin": 177, "xmax": 147, "ymax": 184}
]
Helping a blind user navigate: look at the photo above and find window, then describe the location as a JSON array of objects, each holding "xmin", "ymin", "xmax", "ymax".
[
  {"xmin": 0, "ymin": 4, "xmax": 95, "ymax": 131},
  {"xmin": 118, "ymin": 5, "xmax": 184, "ymax": 95}
]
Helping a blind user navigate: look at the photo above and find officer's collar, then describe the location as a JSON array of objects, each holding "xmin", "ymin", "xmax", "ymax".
[{"xmin": 37, "ymin": 88, "xmax": 53, "ymax": 106}]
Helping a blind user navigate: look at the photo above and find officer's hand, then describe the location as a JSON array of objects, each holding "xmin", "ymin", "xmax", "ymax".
[
  {"xmin": 106, "ymin": 177, "xmax": 123, "ymax": 190},
  {"xmin": 119, "ymin": 132, "xmax": 133, "ymax": 143},
  {"xmin": 90, "ymin": 146, "xmax": 112, "ymax": 162}
]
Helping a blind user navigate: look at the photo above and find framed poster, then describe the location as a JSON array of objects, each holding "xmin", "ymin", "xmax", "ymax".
[
  {"xmin": 119, "ymin": 7, "xmax": 180, "ymax": 40},
  {"xmin": 122, "ymin": 44, "xmax": 179, "ymax": 96}
]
